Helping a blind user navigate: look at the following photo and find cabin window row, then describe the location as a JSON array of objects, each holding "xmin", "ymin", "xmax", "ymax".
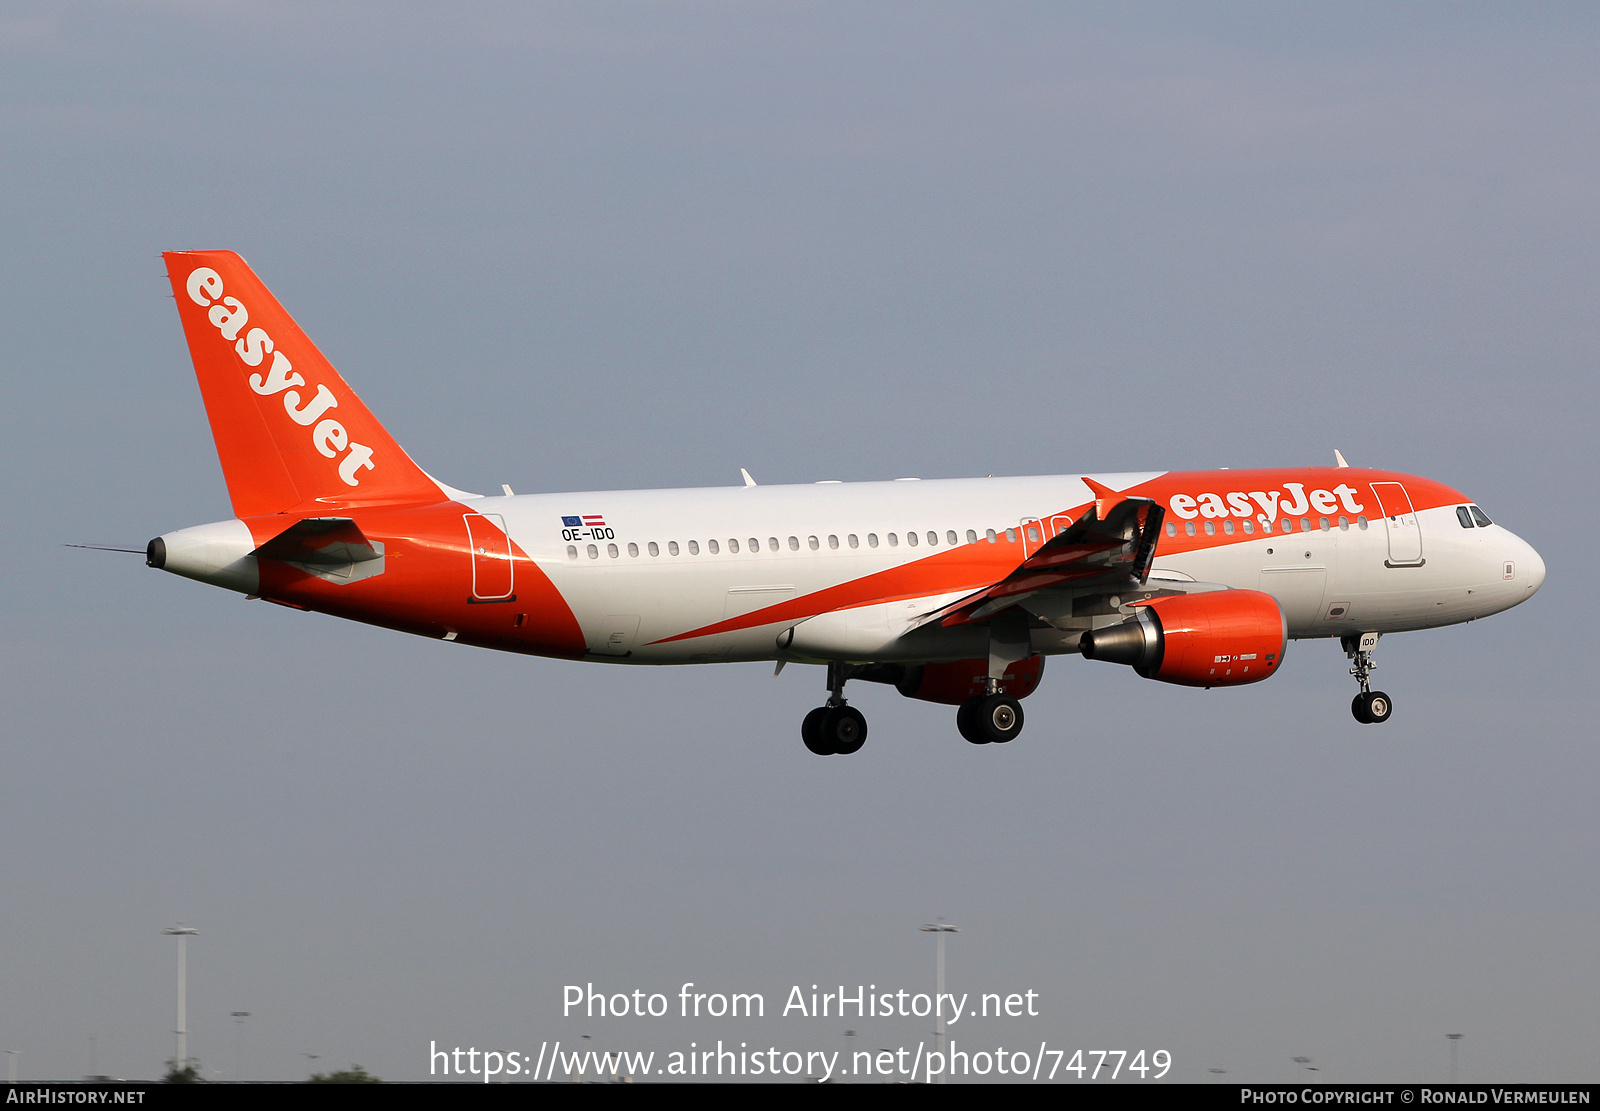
[
  {"xmin": 566, "ymin": 527, "xmax": 1023, "ymax": 561},
  {"xmin": 1164, "ymin": 516, "xmax": 1370, "ymax": 538}
]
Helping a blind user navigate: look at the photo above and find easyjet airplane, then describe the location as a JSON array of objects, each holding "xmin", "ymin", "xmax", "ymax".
[{"xmin": 145, "ymin": 251, "xmax": 1545, "ymax": 754}]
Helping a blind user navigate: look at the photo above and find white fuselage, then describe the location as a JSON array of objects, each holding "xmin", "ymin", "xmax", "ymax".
[{"xmin": 471, "ymin": 472, "xmax": 1542, "ymax": 664}]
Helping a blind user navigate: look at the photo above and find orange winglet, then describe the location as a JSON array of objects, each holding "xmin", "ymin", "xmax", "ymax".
[{"xmin": 1081, "ymin": 477, "xmax": 1125, "ymax": 521}]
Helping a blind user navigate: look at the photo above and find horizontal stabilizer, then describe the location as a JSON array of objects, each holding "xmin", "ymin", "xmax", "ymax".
[{"xmin": 253, "ymin": 517, "xmax": 385, "ymax": 583}]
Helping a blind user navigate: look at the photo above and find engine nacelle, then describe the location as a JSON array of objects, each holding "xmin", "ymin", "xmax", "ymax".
[
  {"xmin": 1080, "ymin": 589, "xmax": 1285, "ymax": 687},
  {"xmin": 865, "ymin": 656, "xmax": 1044, "ymax": 705}
]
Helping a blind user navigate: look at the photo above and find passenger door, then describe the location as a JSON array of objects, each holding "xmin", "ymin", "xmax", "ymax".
[{"xmin": 1369, "ymin": 482, "xmax": 1424, "ymax": 566}]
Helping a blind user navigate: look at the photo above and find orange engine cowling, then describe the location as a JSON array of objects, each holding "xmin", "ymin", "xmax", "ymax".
[
  {"xmin": 882, "ymin": 656, "xmax": 1045, "ymax": 705},
  {"xmin": 1080, "ymin": 589, "xmax": 1286, "ymax": 687}
]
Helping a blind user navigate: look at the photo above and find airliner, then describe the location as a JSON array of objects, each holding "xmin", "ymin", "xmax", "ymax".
[{"xmin": 145, "ymin": 251, "xmax": 1545, "ymax": 754}]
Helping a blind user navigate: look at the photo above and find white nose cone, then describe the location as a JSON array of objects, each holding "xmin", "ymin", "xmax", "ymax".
[
  {"xmin": 1524, "ymin": 541, "xmax": 1546, "ymax": 595},
  {"xmin": 147, "ymin": 518, "xmax": 259, "ymax": 594}
]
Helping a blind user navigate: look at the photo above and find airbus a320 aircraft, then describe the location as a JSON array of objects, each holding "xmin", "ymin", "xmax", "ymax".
[{"xmin": 146, "ymin": 251, "xmax": 1545, "ymax": 755}]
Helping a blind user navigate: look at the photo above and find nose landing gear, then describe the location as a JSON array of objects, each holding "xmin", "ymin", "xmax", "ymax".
[{"xmin": 1343, "ymin": 632, "xmax": 1393, "ymax": 724}]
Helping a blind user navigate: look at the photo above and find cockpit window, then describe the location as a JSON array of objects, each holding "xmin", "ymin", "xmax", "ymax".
[
  {"xmin": 1470, "ymin": 505, "xmax": 1492, "ymax": 527},
  {"xmin": 1456, "ymin": 506, "xmax": 1475, "ymax": 528}
]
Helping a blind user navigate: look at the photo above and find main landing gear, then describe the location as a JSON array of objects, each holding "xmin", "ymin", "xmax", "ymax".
[
  {"xmin": 797, "ymin": 663, "xmax": 1029, "ymax": 755},
  {"xmin": 956, "ymin": 687, "xmax": 1025, "ymax": 745},
  {"xmin": 1343, "ymin": 632, "xmax": 1393, "ymax": 725},
  {"xmin": 801, "ymin": 663, "xmax": 868, "ymax": 756}
]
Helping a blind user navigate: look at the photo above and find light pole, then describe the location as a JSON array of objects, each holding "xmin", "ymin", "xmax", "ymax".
[
  {"xmin": 1447, "ymin": 1034, "xmax": 1463, "ymax": 1083},
  {"xmin": 163, "ymin": 925, "xmax": 200, "ymax": 1074},
  {"xmin": 920, "ymin": 921, "xmax": 960, "ymax": 1085},
  {"xmin": 231, "ymin": 1013, "xmax": 251, "ymax": 1082}
]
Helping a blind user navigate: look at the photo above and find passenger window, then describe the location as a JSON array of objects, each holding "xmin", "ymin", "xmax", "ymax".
[
  {"xmin": 1223, "ymin": 520, "xmax": 1234, "ymax": 535},
  {"xmin": 789, "ymin": 536, "xmax": 800, "ymax": 551},
  {"xmin": 587, "ymin": 543, "xmax": 598, "ymax": 559},
  {"xmin": 868, "ymin": 533, "xmax": 879, "ymax": 548},
  {"xmin": 828, "ymin": 534, "xmax": 839, "ymax": 549},
  {"xmin": 1185, "ymin": 521, "xmax": 1196, "ymax": 536},
  {"xmin": 767, "ymin": 537, "xmax": 778, "ymax": 552},
  {"xmin": 1204, "ymin": 521, "xmax": 1215, "ymax": 535},
  {"xmin": 1243, "ymin": 520, "xmax": 1254, "ymax": 535},
  {"xmin": 986, "ymin": 529, "xmax": 997, "ymax": 543},
  {"xmin": 1457, "ymin": 506, "xmax": 1475, "ymax": 528},
  {"xmin": 946, "ymin": 531, "xmax": 957, "ymax": 546},
  {"xmin": 607, "ymin": 543, "xmax": 619, "ymax": 558},
  {"xmin": 1005, "ymin": 528, "xmax": 1017, "ymax": 543},
  {"xmin": 1319, "ymin": 517, "xmax": 1330, "ymax": 532},
  {"xmin": 808, "ymin": 536, "xmax": 819, "ymax": 550},
  {"xmin": 1166, "ymin": 522, "xmax": 1177, "ymax": 537},
  {"xmin": 1338, "ymin": 517, "xmax": 1348, "ymax": 531},
  {"xmin": 1470, "ymin": 506, "xmax": 1492, "ymax": 527},
  {"xmin": 1357, "ymin": 516, "xmax": 1368, "ymax": 530},
  {"xmin": 750, "ymin": 538, "xmax": 761, "ymax": 553},
  {"xmin": 1281, "ymin": 519, "xmax": 1294, "ymax": 533},
  {"xmin": 967, "ymin": 530, "xmax": 978, "ymax": 544},
  {"xmin": 648, "ymin": 541, "xmax": 659, "ymax": 556},
  {"xmin": 708, "ymin": 539, "xmax": 719, "ymax": 554},
  {"xmin": 906, "ymin": 531, "xmax": 918, "ymax": 547},
  {"xmin": 930, "ymin": 532, "xmax": 939, "ymax": 546},
  {"xmin": 687, "ymin": 540, "xmax": 699, "ymax": 555},
  {"xmin": 848, "ymin": 534, "xmax": 859, "ymax": 548},
  {"xmin": 1301, "ymin": 518, "xmax": 1310, "ymax": 532},
  {"xmin": 567, "ymin": 544, "xmax": 578, "ymax": 560},
  {"xmin": 1026, "ymin": 526, "xmax": 1039, "ymax": 543},
  {"xmin": 1260, "ymin": 518, "xmax": 1273, "ymax": 534},
  {"xmin": 728, "ymin": 539, "xmax": 740, "ymax": 553},
  {"xmin": 669, "ymin": 541, "xmax": 680, "ymax": 556},
  {"xmin": 888, "ymin": 533, "xmax": 899, "ymax": 547},
  {"xmin": 627, "ymin": 542, "xmax": 639, "ymax": 557}
]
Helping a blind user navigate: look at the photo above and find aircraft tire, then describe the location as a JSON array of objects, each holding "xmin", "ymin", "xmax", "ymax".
[
  {"xmin": 977, "ymin": 694, "xmax": 1024, "ymax": 744},
  {"xmin": 822, "ymin": 705, "xmax": 867, "ymax": 755},
  {"xmin": 802, "ymin": 706, "xmax": 833, "ymax": 755},
  {"xmin": 1362, "ymin": 691, "xmax": 1393, "ymax": 725},
  {"xmin": 1351, "ymin": 694, "xmax": 1371, "ymax": 724},
  {"xmin": 957, "ymin": 698, "xmax": 987, "ymax": 744}
]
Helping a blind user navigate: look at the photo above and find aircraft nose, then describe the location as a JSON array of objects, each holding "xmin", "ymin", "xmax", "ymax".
[{"xmin": 1524, "ymin": 540, "xmax": 1546, "ymax": 595}]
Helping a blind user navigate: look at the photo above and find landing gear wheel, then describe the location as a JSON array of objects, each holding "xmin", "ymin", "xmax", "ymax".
[
  {"xmin": 957, "ymin": 697, "xmax": 988, "ymax": 744},
  {"xmin": 1352, "ymin": 690, "xmax": 1393, "ymax": 725},
  {"xmin": 976, "ymin": 694, "xmax": 1024, "ymax": 744},
  {"xmin": 821, "ymin": 705, "xmax": 867, "ymax": 754},
  {"xmin": 801, "ymin": 706, "xmax": 832, "ymax": 755}
]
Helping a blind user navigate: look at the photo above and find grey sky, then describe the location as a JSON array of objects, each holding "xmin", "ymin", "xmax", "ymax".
[{"xmin": 0, "ymin": 2, "xmax": 1594, "ymax": 1082}]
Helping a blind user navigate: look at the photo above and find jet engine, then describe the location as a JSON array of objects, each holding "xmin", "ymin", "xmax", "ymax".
[{"xmin": 1080, "ymin": 589, "xmax": 1285, "ymax": 687}]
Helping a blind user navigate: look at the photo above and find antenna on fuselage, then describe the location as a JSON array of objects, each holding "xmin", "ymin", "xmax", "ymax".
[
  {"xmin": 740, "ymin": 468, "xmax": 758, "ymax": 487},
  {"xmin": 1333, "ymin": 449, "xmax": 1350, "ymax": 468}
]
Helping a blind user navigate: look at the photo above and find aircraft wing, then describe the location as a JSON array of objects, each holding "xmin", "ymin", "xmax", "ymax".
[{"xmin": 923, "ymin": 486, "xmax": 1165, "ymax": 627}]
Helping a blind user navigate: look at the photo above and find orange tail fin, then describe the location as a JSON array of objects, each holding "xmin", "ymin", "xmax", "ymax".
[{"xmin": 163, "ymin": 250, "xmax": 445, "ymax": 517}]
